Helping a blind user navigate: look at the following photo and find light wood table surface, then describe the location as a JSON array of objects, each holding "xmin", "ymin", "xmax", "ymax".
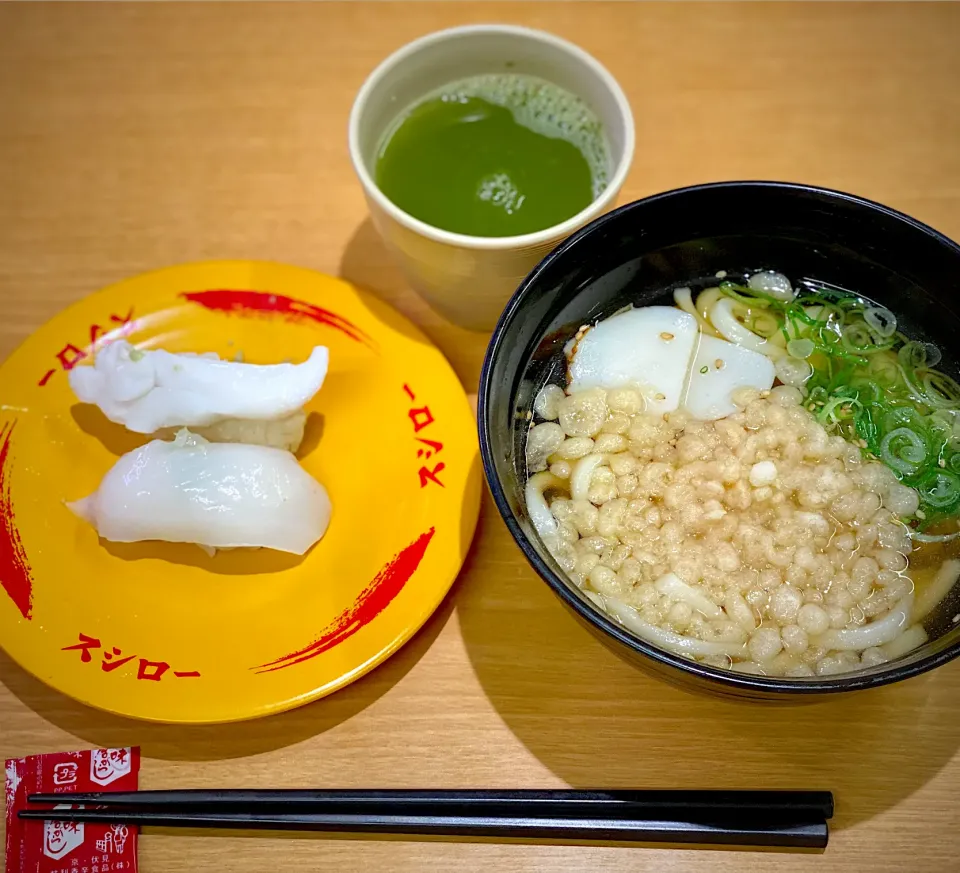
[{"xmin": 2, "ymin": 3, "xmax": 960, "ymax": 871}]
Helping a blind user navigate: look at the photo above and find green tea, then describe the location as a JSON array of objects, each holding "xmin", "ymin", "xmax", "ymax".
[{"xmin": 374, "ymin": 73, "xmax": 610, "ymax": 237}]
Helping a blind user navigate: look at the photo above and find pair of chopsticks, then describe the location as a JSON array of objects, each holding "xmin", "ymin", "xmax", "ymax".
[{"xmin": 21, "ymin": 789, "xmax": 833, "ymax": 850}]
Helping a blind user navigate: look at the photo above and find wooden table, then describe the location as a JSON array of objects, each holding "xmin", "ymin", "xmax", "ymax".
[{"xmin": 2, "ymin": 3, "xmax": 960, "ymax": 871}]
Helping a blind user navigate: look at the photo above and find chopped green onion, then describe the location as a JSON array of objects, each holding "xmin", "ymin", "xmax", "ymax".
[
  {"xmin": 882, "ymin": 406, "xmax": 927, "ymax": 433},
  {"xmin": 807, "ymin": 385, "xmax": 829, "ymax": 404},
  {"xmin": 692, "ymin": 279, "xmax": 960, "ymax": 524},
  {"xmin": 842, "ymin": 322, "xmax": 873, "ymax": 350},
  {"xmin": 923, "ymin": 343, "xmax": 943, "ymax": 367},
  {"xmin": 916, "ymin": 469, "xmax": 960, "ymax": 510},
  {"xmin": 899, "ymin": 341, "xmax": 942, "ymax": 370},
  {"xmin": 879, "ymin": 427, "xmax": 928, "ymax": 475},
  {"xmin": 786, "ymin": 338, "xmax": 815, "ymax": 359},
  {"xmin": 841, "ymin": 321, "xmax": 893, "ymax": 354},
  {"xmin": 921, "ymin": 371, "xmax": 960, "ymax": 409},
  {"xmin": 865, "ymin": 307, "xmax": 897, "ymax": 337}
]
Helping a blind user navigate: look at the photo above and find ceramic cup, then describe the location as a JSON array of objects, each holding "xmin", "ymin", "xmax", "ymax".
[{"xmin": 348, "ymin": 24, "xmax": 635, "ymax": 331}]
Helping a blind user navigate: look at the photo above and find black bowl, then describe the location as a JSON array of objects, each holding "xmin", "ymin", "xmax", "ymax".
[{"xmin": 478, "ymin": 181, "xmax": 960, "ymax": 699}]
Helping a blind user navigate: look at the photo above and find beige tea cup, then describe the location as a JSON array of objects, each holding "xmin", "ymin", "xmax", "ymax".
[{"xmin": 348, "ymin": 24, "xmax": 635, "ymax": 331}]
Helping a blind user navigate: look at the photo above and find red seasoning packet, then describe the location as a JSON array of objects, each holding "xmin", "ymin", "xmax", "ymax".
[{"xmin": 5, "ymin": 748, "xmax": 140, "ymax": 873}]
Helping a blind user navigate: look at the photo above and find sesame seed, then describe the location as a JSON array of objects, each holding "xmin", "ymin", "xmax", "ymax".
[
  {"xmin": 715, "ymin": 359, "xmax": 724, "ymax": 369},
  {"xmin": 660, "ymin": 332, "xmax": 674, "ymax": 341},
  {"xmin": 916, "ymin": 509, "xmax": 927, "ymax": 519},
  {"xmin": 655, "ymin": 393, "xmax": 666, "ymax": 401},
  {"xmin": 940, "ymin": 458, "xmax": 947, "ymax": 468}
]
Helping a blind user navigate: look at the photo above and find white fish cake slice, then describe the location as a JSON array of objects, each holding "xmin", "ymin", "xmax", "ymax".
[
  {"xmin": 68, "ymin": 430, "xmax": 331, "ymax": 555},
  {"xmin": 568, "ymin": 307, "xmax": 699, "ymax": 414},
  {"xmin": 683, "ymin": 334, "xmax": 775, "ymax": 421}
]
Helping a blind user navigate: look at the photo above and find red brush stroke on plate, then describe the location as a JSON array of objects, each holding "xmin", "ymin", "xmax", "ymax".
[
  {"xmin": 0, "ymin": 421, "xmax": 32, "ymax": 619},
  {"xmin": 255, "ymin": 527, "xmax": 435, "ymax": 673},
  {"xmin": 180, "ymin": 289, "xmax": 376, "ymax": 349}
]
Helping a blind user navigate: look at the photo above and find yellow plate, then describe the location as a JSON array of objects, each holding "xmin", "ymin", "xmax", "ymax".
[{"xmin": 0, "ymin": 261, "xmax": 480, "ymax": 723}]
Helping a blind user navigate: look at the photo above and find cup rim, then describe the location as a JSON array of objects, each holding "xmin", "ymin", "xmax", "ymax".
[{"xmin": 347, "ymin": 23, "xmax": 636, "ymax": 251}]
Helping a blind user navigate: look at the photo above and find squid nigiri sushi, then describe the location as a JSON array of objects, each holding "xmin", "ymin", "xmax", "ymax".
[
  {"xmin": 68, "ymin": 341, "xmax": 328, "ymax": 451},
  {"xmin": 68, "ymin": 430, "xmax": 331, "ymax": 555}
]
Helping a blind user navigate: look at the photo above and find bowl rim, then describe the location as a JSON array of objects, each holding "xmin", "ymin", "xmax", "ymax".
[{"xmin": 478, "ymin": 179, "xmax": 960, "ymax": 695}]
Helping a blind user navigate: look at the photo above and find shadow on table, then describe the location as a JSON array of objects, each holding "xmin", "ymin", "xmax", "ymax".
[
  {"xmin": 458, "ymin": 492, "xmax": 960, "ymax": 831},
  {"xmin": 0, "ymin": 586, "xmax": 454, "ymax": 762},
  {"xmin": 338, "ymin": 218, "xmax": 490, "ymax": 393}
]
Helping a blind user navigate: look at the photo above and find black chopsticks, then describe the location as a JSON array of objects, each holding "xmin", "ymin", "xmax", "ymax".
[
  {"xmin": 21, "ymin": 789, "xmax": 833, "ymax": 851},
  {"xmin": 25, "ymin": 788, "xmax": 834, "ymax": 818}
]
